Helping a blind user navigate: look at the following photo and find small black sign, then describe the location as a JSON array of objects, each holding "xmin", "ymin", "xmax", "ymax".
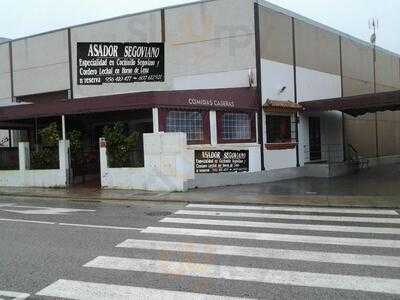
[
  {"xmin": 195, "ymin": 150, "xmax": 249, "ymax": 174},
  {"xmin": 77, "ymin": 42, "xmax": 164, "ymax": 85}
]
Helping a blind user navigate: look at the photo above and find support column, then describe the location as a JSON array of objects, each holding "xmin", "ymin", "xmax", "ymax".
[
  {"xmin": 152, "ymin": 108, "xmax": 159, "ymax": 133},
  {"xmin": 209, "ymin": 111, "xmax": 217, "ymax": 146},
  {"xmin": 62, "ymin": 115, "xmax": 66, "ymax": 140}
]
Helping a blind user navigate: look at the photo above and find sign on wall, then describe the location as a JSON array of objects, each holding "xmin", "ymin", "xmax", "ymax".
[
  {"xmin": 77, "ymin": 42, "xmax": 164, "ymax": 85},
  {"xmin": 195, "ymin": 150, "xmax": 249, "ymax": 174}
]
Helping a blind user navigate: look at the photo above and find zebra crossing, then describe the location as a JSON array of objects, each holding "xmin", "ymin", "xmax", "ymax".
[{"xmin": 36, "ymin": 204, "xmax": 400, "ymax": 299}]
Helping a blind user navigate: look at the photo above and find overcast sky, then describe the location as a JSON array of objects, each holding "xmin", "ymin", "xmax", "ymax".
[{"xmin": 1, "ymin": 0, "xmax": 399, "ymax": 54}]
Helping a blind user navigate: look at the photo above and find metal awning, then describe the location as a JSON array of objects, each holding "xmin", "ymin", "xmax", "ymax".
[
  {"xmin": 0, "ymin": 88, "xmax": 258, "ymax": 122},
  {"xmin": 301, "ymin": 90, "xmax": 400, "ymax": 117}
]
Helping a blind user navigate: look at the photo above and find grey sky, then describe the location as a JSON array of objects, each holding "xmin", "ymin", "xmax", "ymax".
[{"xmin": 1, "ymin": 0, "xmax": 399, "ymax": 54}]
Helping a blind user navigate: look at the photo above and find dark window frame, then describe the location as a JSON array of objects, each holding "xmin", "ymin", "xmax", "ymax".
[
  {"xmin": 159, "ymin": 108, "xmax": 210, "ymax": 145},
  {"xmin": 217, "ymin": 111, "xmax": 256, "ymax": 144},
  {"xmin": 265, "ymin": 114, "xmax": 297, "ymax": 150}
]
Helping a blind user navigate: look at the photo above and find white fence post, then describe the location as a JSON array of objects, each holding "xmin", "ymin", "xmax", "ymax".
[
  {"xmin": 59, "ymin": 140, "xmax": 71, "ymax": 186},
  {"xmin": 99, "ymin": 138, "xmax": 108, "ymax": 187},
  {"xmin": 18, "ymin": 142, "xmax": 30, "ymax": 170}
]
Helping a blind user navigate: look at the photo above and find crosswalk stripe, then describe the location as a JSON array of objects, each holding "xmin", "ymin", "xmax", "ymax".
[
  {"xmin": 160, "ymin": 217, "xmax": 400, "ymax": 235},
  {"xmin": 36, "ymin": 279, "xmax": 250, "ymax": 300},
  {"xmin": 117, "ymin": 239, "xmax": 400, "ymax": 267},
  {"xmin": 84, "ymin": 256, "xmax": 400, "ymax": 295},
  {"xmin": 0, "ymin": 290, "xmax": 30, "ymax": 299},
  {"xmin": 187, "ymin": 204, "xmax": 399, "ymax": 215},
  {"xmin": 141, "ymin": 227, "xmax": 400, "ymax": 248},
  {"xmin": 176, "ymin": 210, "xmax": 400, "ymax": 224}
]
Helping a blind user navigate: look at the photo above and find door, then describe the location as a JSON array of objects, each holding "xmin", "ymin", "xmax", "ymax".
[{"xmin": 309, "ymin": 117, "xmax": 321, "ymax": 161}]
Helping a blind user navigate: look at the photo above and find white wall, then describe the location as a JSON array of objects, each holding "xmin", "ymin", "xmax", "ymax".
[
  {"xmin": 0, "ymin": 43, "xmax": 11, "ymax": 103},
  {"xmin": 261, "ymin": 59, "xmax": 298, "ymax": 170},
  {"xmin": 101, "ymin": 133, "xmax": 195, "ymax": 192},
  {"xmin": 12, "ymin": 30, "xmax": 70, "ymax": 96},
  {"xmin": 296, "ymin": 67, "xmax": 341, "ymax": 102},
  {"xmin": 297, "ymin": 66, "xmax": 343, "ymax": 164},
  {"xmin": 265, "ymin": 148, "xmax": 297, "ymax": 170},
  {"xmin": 0, "ymin": 140, "xmax": 70, "ymax": 187},
  {"xmin": 71, "ymin": 12, "xmax": 165, "ymax": 98},
  {"xmin": 165, "ymin": 0, "xmax": 256, "ymax": 80},
  {"xmin": 172, "ymin": 69, "xmax": 255, "ymax": 90},
  {"xmin": 261, "ymin": 59, "xmax": 294, "ymax": 104}
]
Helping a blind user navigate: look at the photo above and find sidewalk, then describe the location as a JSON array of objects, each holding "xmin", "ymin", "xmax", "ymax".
[{"xmin": 0, "ymin": 164, "xmax": 399, "ymax": 208}]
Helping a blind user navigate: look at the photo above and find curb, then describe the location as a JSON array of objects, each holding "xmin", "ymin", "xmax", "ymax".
[{"xmin": 0, "ymin": 192, "xmax": 399, "ymax": 209}]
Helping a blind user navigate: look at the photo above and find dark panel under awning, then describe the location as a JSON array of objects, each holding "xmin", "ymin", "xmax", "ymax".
[{"xmin": 300, "ymin": 90, "xmax": 400, "ymax": 117}]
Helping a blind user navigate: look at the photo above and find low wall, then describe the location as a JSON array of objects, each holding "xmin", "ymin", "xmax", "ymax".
[
  {"xmin": 100, "ymin": 133, "xmax": 194, "ymax": 192},
  {"xmin": 0, "ymin": 169, "xmax": 68, "ymax": 188},
  {"xmin": 0, "ymin": 140, "xmax": 70, "ymax": 188},
  {"xmin": 192, "ymin": 167, "xmax": 305, "ymax": 188}
]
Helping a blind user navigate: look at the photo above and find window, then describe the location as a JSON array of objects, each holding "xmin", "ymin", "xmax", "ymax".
[
  {"xmin": 266, "ymin": 115, "xmax": 292, "ymax": 144},
  {"xmin": 166, "ymin": 110, "xmax": 204, "ymax": 143},
  {"xmin": 221, "ymin": 113, "xmax": 252, "ymax": 141}
]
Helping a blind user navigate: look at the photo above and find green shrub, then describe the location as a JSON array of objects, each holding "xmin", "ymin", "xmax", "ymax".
[
  {"xmin": 31, "ymin": 122, "xmax": 60, "ymax": 170},
  {"xmin": 103, "ymin": 122, "xmax": 141, "ymax": 168}
]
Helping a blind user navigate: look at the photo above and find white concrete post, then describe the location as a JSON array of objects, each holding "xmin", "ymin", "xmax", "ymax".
[
  {"xmin": 99, "ymin": 138, "xmax": 108, "ymax": 187},
  {"xmin": 18, "ymin": 142, "xmax": 30, "ymax": 170},
  {"xmin": 59, "ymin": 140, "xmax": 71, "ymax": 186},
  {"xmin": 152, "ymin": 108, "xmax": 159, "ymax": 133},
  {"xmin": 210, "ymin": 111, "xmax": 217, "ymax": 146}
]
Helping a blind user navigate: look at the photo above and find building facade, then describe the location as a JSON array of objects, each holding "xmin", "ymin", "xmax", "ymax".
[{"xmin": 0, "ymin": 0, "xmax": 399, "ymax": 189}]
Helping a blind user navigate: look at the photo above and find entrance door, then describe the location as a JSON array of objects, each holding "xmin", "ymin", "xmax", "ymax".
[{"xmin": 309, "ymin": 117, "xmax": 322, "ymax": 161}]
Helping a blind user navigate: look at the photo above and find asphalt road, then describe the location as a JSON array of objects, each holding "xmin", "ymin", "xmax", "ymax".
[{"xmin": 0, "ymin": 196, "xmax": 399, "ymax": 299}]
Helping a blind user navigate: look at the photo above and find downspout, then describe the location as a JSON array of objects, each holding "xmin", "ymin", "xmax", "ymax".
[
  {"xmin": 254, "ymin": 3, "xmax": 265, "ymax": 171},
  {"xmin": 67, "ymin": 28, "xmax": 74, "ymax": 99},
  {"xmin": 292, "ymin": 17, "xmax": 300, "ymax": 167},
  {"xmin": 339, "ymin": 36, "xmax": 346, "ymax": 161}
]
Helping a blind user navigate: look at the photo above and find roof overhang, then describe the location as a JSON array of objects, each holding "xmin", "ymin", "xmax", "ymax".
[
  {"xmin": 264, "ymin": 100, "xmax": 304, "ymax": 113},
  {"xmin": 0, "ymin": 88, "xmax": 258, "ymax": 122},
  {"xmin": 301, "ymin": 90, "xmax": 400, "ymax": 117}
]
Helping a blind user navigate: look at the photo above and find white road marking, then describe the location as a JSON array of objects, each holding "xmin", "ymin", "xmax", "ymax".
[
  {"xmin": 36, "ymin": 279, "xmax": 251, "ymax": 300},
  {"xmin": 58, "ymin": 223, "xmax": 143, "ymax": 231},
  {"xmin": 0, "ymin": 207, "xmax": 95, "ymax": 215},
  {"xmin": 117, "ymin": 239, "xmax": 400, "ymax": 267},
  {"xmin": 176, "ymin": 210, "xmax": 400, "ymax": 224},
  {"xmin": 160, "ymin": 217, "xmax": 400, "ymax": 235},
  {"xmin": 142, "ymin": 227, "xmax": 400, "ymax": 248},
  {"xmin": 0, "ymin": 218, "xmax": 55, "ymax": 225},
  {"xmin": 0, "ymin": 203, "xmax": 14, "ymax": 207},
  {"xmin": 84, "ymin": 256, "xmax": 400, "ymax": 295},
  {"xmin": 0, "ymin": 218, "xmax": 144, "ymax": 230},
  {"xmin": 0, "ymin": 290, "xmax": 30, "ymax": 299},
  {"xmin": 187, "ymin": 204, "xmax": 400, "ymax": 215}
]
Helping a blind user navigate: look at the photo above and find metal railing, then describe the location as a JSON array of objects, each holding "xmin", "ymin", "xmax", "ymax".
[
  {"xmin": 347, "ymin": 144, "xmax": 370, "ymax": 170},
  {"xmin": 304, "ymin": 143, "xmax": 370, "ymax": 172},
  {"xmin": 303, "ymin": 144, "xmax": 345, "ymax": 165}
]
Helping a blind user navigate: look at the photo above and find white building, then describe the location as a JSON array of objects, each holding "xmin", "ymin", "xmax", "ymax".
[{"xmin": 0, "ymin": 0, "xmax": 399, "ymax": 191}]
